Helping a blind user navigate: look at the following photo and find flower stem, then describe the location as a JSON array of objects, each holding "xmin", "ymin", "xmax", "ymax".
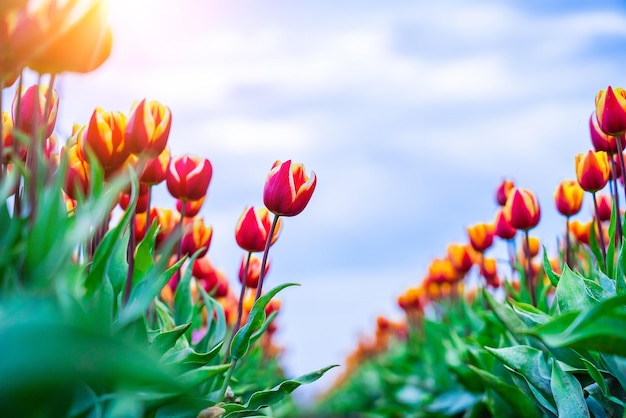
[
  {"xmin": 218, "ymin": 359, "xmax": 237, "ymax": 402},
  {"xmin": 592, "ymin": 191, "xmax": 607, "ymax": 263},
  {"xmin": 230, "ymin": 252, "xmax": 251, "ymax": 350},
  {"xmin": 610, "ymin": 155, "xmax": 623, "ymax": 242},
  {"xmin": 176, "ymin": 203, "xmax": 186, "ymax": 285},
  {"xmin": 255, "ymin": 214, "xmax": 280, "ymax": 301},
  {"xmin": 123, "ymin": 211, "xmax": 136, "ymax": 307},
  {"xmin": 565, "ymin": 217, "xmax": 571, "ymax": 268},
  {"xmin": 0, "ymin": 79, "xmax": 4, "ymax": 181},
  {"xmin": 615, "ymin": 134, "xmax": 626, "ymax": 211},
  {"xmin": 12, "ymin": 71, "xmax": 23, "ymax": 217},
  {"xmin": 524, "ymin": 230, "xmax": 536, "ymax": 307}
]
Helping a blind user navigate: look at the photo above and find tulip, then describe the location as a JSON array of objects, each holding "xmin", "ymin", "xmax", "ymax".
[
  {"xmin": 504, "ymin": 188, "xmax": 541, "ymax": 231},
  {"xmin": 495, "ymin": 179, "xmax": 515, "ymax": 206},
  {"xmin": 494, "ymin": 208, "xmax": 517, "ymax": 240},
  {"xmin": 480, "ymin": 257, "xmax": 500, "ymax": 288},
  {"xmin": 27, "ymin": 1, "xmax": 113, "ymax": 74},
  {"xmin": 575, "ymin": 151, "xmax": 610, "ymax": 193},
  {"xmin": 119, "ymin": 183, "xmax": 150, "ymax": 213},
  {"xmin": 263, "ymin": 160, "xmax": 317, "ymax": 217},
  {"xmin": 596, "ymin": 194, "xmax": 612, "ymax": 222},
  {"xmin": 12, "ymin": 84, "xmax": 59, "ymax": 139},
  {"xmin": 79, "ymin": 108, "xmax": 129, "ymax": 173},
  {"xmin": 590, "ymin": 113, "xmax": 625, "ymax": 154},
  {"xmin": 140, "ymin": 147, "xmax": 170, "ymax": 185},
  {"xmin": 125, "ymin": 99, "xmax": 172, "ymax": 157},
  {"xmin": 176, "ymin": 197, "xmax": 205, "ymax": 218},
  {"xmin": 61, "ymin": 142, "xmax": 90, "ymax": 200},
  {"xmin": 554, "ymin": 180, "xmax": 584, "ymax": 217},
  {"xmin": 427, "ymin": 258, "xmax": 461, "ymax": 283},
  {"xmin": 238, "ymin": 254, "xmax": 269, "ymax": 289},
  {"xmin": 467, "ymin": 222, "xmax": 494, "ymax": 253},
  {"xmin": 150, "ymin": 207, "xmax": 179, "ymax": 250},
  {"xmin": 166, "ymin": 155, "xmax": 212, "ymax": 202},
  {"xmin": 2, "ymin": 111, "xmax": 26, "ymax": 163},
  {"xmin": 180, "ymin": 217, "xmax": 213, "ymax": 258},
  {"xmin": 446, "ymin": 243, "xmax": 474, "ymax": 274},
  {"xmin": 595, "ymin": 87, "xmax": 626, "ymax": 136},
  {"xmin": 235, "ymin": 206, "xmax": 282, "ymax": 253}
]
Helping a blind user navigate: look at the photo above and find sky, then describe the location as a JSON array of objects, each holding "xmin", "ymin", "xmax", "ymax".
[{"xmin": 7, "ymin": 0, "xmax": 626, "ymax": 401}]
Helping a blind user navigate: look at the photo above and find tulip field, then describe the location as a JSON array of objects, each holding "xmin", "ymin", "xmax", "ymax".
[{"xmin": 3, "ymin": 1, "xmax": 626, "ymax": 418}]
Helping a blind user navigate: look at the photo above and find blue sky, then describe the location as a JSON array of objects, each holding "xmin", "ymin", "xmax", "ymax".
[{"xmin": 8, "ymin": 0, "xmax": 626, "ymax": 399}]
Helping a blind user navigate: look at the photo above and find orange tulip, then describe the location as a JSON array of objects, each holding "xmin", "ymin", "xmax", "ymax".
[
  {"xmin": 125, "ymin": 99, "xmax": 172, "ymax": 157},
  {"xmin": 504, "ymin": 188, "xmax": 541, "ymax": 231},
  {"xmin": 149, "ymin": 207, "xmax": 179, "ymax": 249},
  {"xmin": 495, "ymin": 179, "xmax": 515, "ymax": 206},
  {"xmin": 180, "ymin": 217, "xmax": 213, "ymax": 258},
  {"xmin": 61, "ymin": 142, "xmax": 89, "ymax": 200},
  {"xmin": 166, "ymin": 155, "xmax": 212, "ymax": 202},
  {"xmin": 446, "ymin": 243, "xmax": 474, "ymax": 273},
  {"xmin": 575, "ymin": 150, "xmax": 610, "ymax": 193},
  {"xmin": 238, "ymin": 254, "xmax": 270, "ymax": 289},
  {"xmin": 570, "ymin": 220, "xmax": 591, "ymax": 245},
  {"xmin": 595, "ymin": 87, "xmax": 626, "ymax": 136},
  {"xmin": 554, "ymin": 179, "xmax": 584, "ymax": 217},
  {"xmin": 263, "ymin": 160, "xmax": 317, "ymax": 217},
  {"xmin": 427, "ymin": 258, "xmax": 461, "ymax": 283},
  {"xmin": 519, "ymin": 236, "xmax": 540, "ymax": 258},
  {"xmin": 467, "ymin": 222, "xmax": 494, "ymax": 252},
  {"xmin": 480, "ymin": 258, "xmax": 500, "ymax": 288},
  {"xmin": 494, "ymin": 208, "xmax": 517, "ymax": 240},
  {"xmin": 235, "ymin": 206, "xmax": 282, "ymax": 253},
  {"xmin": 12, "ymin": 84, "xmax": 58, "ymax": 139},
  {"xmin": 397, "ymin": 287, "xmax": 423, "ymax": 312},
  {"xmin": 79, "ymin": 107, "xmax": 129, "ymax": 173},
  {"xmin": 176, "ymin": 196, "xmax": 205, "ymax": 218}
]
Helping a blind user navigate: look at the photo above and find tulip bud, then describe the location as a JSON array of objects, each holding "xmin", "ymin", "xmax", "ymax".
[
  {"xmin": 595, "ymin": 87, "xmax": 626, "ymax": 136},
  {"xmin": 554, "ymin": 179, "xmax": 584, "ymax": 217},
  {"xmin": 467, "ymin": 222, "xmax": 495, "ymax": 253},
  {"xmin": 166, "ymin": 155, "xmax": 212, "ymax": 202},
  {"xmin": 238, "ymin": 254, "xmax": 270, "ymax": 289},
  {"xmin": 125, "ymin": 99, "xmax": 172, "ymax": 157},
  {"xmin": 61, "ymin": 142, "xmax": 90, "ymax": 200},
  {"xmin": 504, "ymin": 188, "xmax": 541, "ymax": 231},
  {"xmin": 495, "ymin": 179, "xmax": 515, "ymax": 206},
  {"xmin": 494, "ymin": 208, "xmax": 517, "ymax": 240},
  {"xmin": 427, "ymin": 258, "xmax": 461, "ymax": 283},
  {"xmin": 79, "ymin": 107, "xmax": 129, "ymax": 173},
  {"xmin": 596, "ymin": 194, "xmax": 612, "ymax": 222},
  {"xmin": 575, "ymin": 150, "xmax": 610, "ymax": 193},
  {"xmin": 263, "ymin": 160, "xmax": 317, "ymax": 217},
  {"xmin": 180, "ymin": 217, "xmax": 213, "ymax": 258},
  {"xmin": 12, "ymin": 84, "xmax": 59, "ymax": 139},
  {"xmin": 446, "ymin": 244, "xmax": 474, "ymax": 274},
  {"xmin": 570, "ymin": 220, "xmax": 591, "ymax": 245},
  {"xmin": 235, "ymin": 206, "xmax": 282, "ymax": 253}
]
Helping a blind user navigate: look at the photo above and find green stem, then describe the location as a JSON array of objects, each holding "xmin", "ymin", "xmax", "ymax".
[
  {"xmin": 592, "ymin": 191, "xmax": 607, "ymax": 264},
  {"xmin": 230, "ymin": 252, "xmax": 252, "ymax": 351},
  {"xmin": 610, "ymin": 155, "xmax": 623, "ymax": 242},
  {"xmin": 254, "ymin": 214, "xmax": 280, "ymax": 301},
  {"xmin": 0, "ymin": 79, "xmax": 4, "ymax": 180},
  {"xmin": 218, "ymin": 359, "xmax": 237, "ymax": 402},
  {"xmin": 524, "ymin": 230, "xmax": 536, "ymax": 307},
  {"xmin": 615, "ymin": 134, "xmax": 626, "ymax": 213},
  {"xmin": 565, "ymin": 217, "xmax": 571, "ymax": 269},
  {"xmin": 123, "ymin": 211, "xmax": 136, "ymax": 307}
]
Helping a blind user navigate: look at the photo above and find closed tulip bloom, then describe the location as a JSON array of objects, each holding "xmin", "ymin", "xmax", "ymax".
[
  {"xmin": 166, "ymin": 155, "xmax": 212, "ymax": 202},
  {"xmin": 504, "ymin": 188, "xmax": 541, "ymax": 231},
  {"xmin": 590, "ymin": 113, "xmax": 625, "ymax": 153},
  {"xmin": 570, "ymin": 220, "xmax": 591, "ymax": 245},
  {"xmin": 480, "ymin": 258, "xmax": 500, "ymax": 288},
  {"xmin": 427, "ymin": 258, "xmax": 461, "ymax": 283},
  {"xmin": 125, "ymin": 99, "xmax": 172, "ymax": 157},
  {"xmin": 494, "ymin": 208, "xmax": 517, "ymax": 240},
  {"xmin": 12, "ymin": 84, "xmax": 59, "ymax": 139},
  {"xmin": 235, "ymin": 206, "xmax": 282, "ymax": 252},
  {"xmin": 149, "ymin": 207, "xmax": 179, "ymax": 249},
  {"xmin": 575, "ymin": 151, "xmax": 610, "ymax": 192},
  {"xmin": 467, "ymin": 222, "xmax": 494, "ymax": 253},
  {"xmin": 238, "ymin": 254, "xmax": 270, "ymax": 289},
  {"xmin": 595, "ymin": 87, "xmax": 626, "ymax": 136},
  {"xmin": 176, "ymin": 196, "xmax": 205, "ymax": 218},
  {"xmin": 119, "ymin": 183, "xmax": 150, "ymax": 213},
  {"xmin": 495, "ymin": 179, "xmax": 515, "ymax": 206},
  {"xmin": 61, "ymin": 142, "xmax": 90, "ymax": 200},
  {"xmin": 2, "ymin": 111, "xmax": 26, "ymax": 163},
  {"xmin": 140, "ymin": 147, "xmax": 170, "ymax": 185},
  {"xmin": 596, "ymin": 194, "xmax": 612, "ymax": 222},
  {"xmin": 27, "ymin": 1, "xmax": 113, "ymax": 74},
  {"xmin": 263, "ymin": 160, "xmax": 317, "ymax": 217},
  {"xmin": 180, "ymin": 217, "xmax": 213, "ymax": 257},
  {"xmin": 446, "ymin": 243, "xmax": 474, "ymax": 274},
  {"xmin": 554, "ymin": 179, "xmax": 584, "ymax": 217},
  {"xmin": 79, "ymin": 107, "xmax": 129, "ymax": 173},
  {"xmin": 519, "ymin": 236, "xmax": 540, "ymax": 258}
]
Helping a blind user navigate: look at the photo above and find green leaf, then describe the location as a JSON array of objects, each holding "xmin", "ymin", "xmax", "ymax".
[
  {"xmin": 177, "ymin": 364, "xmax": 231, "ymax": 388},
  {"xmin": 551, "ymin": 360, "xmax": 589, "ymax": 417},
  {"xmin": 230, "ymin": 283, "xmax": 298, "ymax": 360},
  {"xmin": 222, "ymin": 365, "xmax": 338, "ymax": 417},
  {"xmin": 150, "ymin": 323, "xmax": 192, "ymax": 356},
  {"xmin": 543, "ymin": 248, "xmax": 560, "ymax": 286},
  {"xmin": 616, "ymin": 236, "xmax": 626, "ymax": 295},
  {"xmin": 483, "ymin": 289, "xmax": 527, "ymax": 335},
  {"xmin": 467, "ymin": 365, "xmax": 541, "ymax": 418},
  {"xmin": 555, "ymin": 265, "xmax": 597, "ymax": 313},
  {"xmin": 581, "ymin": 358, "xmax": 609, "ymax": 397},
  {"xmin": 196, "ymin": 285, "xmax": 226, "ymax": 353},
  {"xmin": 589, "ymin": 219, "xmax": 606, "ymax": 273},
  {"xmin": 162, "ymin": 343, "xmax": 224, "ymax": 368}
]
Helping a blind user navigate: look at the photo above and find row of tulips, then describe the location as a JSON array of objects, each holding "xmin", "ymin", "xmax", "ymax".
[
  {"xmin": 0, "ymin": 1, "xmax": 333, "ymax": 417},
  {"xmin": 313, "ymin": 87, "xmax": 626, "ymax": 417}
]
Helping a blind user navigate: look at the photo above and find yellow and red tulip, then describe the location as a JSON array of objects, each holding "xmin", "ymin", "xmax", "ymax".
[
  {"xmin": 495, "ymin": 179, "xmax": 515, "ymax": 206},
  {"xmin": 12, "ymin": 84, "xmax": 59, "ymax": 139},
  {"xmin": 595, "ymin": 86, "xmax": 626, "ymax": 136},
  {"xmin": 235, "ymin": 206, "xmax": 282, "ymax": 253},
  {"xmin": 238, "ymin": 254, "xmax": 270, "ymax": 289},
  {"xmin": 494, "ymin": 208, "xmax": 517, "ymax": 240},
  {"xmin": 590, "ymin": 113, "xmax": 625, "ymax": 153},
  {"xmin": 554, "ymin": 179, "xmax": 584, "ymax": 217},
  {"xmin": 119, "ymin": 183, "xmax": 150, "ymax": 214},
  {"xmin": 79, "ymin": 107, "xmax": 129, "ymax": 173},
  {"xmin": 140, "ymin": 147, "xmax": 170, "ymax": 185},
  {"xmin": 575, "ymin": 150, "xmax": 610, "ymax": 193},
  {"xmin": 480, "ymin": 257, "xmax": 500, "ymax": 288},
  {"xmin": 180, "ymin": 217, "xmax": 213, "ymax": 258},
  {"xmin": 176, "ymin": 196, "xmax": 205, "ymax": 218},
  {"xmin": 166, "ymin": 155, "xmax": 212, "ymax": 202},
  {"xmin": 467, "ymin": 222, "xmax": 495, "ymax": 253},
  {"xmin": 504, "ymin": 188, "xmax": 541, "ymax": 231},
  {"xmin": 263, "ymin": 160, "xmax": 317, "ymax": 217},
  {"xmin": 61, "ymin": 142, "xmax": 90, "ymax": 200},
  {"xmin": 446, "ymin": 243, "xmax": 474, "ymax": 274},
  {"xmin": 125, "ymin": 99, "xmax": 172, "ymax": 157},
  {"xmin": 427, "ymin": 258, "xmax": 461, "ymax": 284}
]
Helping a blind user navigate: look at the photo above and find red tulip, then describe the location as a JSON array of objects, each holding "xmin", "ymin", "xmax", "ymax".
[
  {"xmin": 263, "ymin": 160, "xmax": 316, "ymax": 217},
  {"xmin": 495, "ymin": 179, "xmax": 515, "ymax": 206},
  {"xmin": 238, "ymin": 254, "xmax": 270, "ymax": 289},
  {"xmin": 494, "ymin": 208, "xmax": 517, "ymax": 240},
  {"xmin": 595, "ymin": 87, "xmax": 626, "ymax": 136},
  {"xmin": 235, "ymin": 206, "xmax": 282, "ymax": 252},
  {"xmin": 140, "ymin": 147, "xmax": 170, "ymax": 185},
  {"xmin": 166, "ymin": 155, "xmax": 212, "ymax": 202},
  {"xmin": 12, "ymin": 84, "xmax": 59, "ymax": 139},
  {"xmin": 504, "ymin": 188, "xmax": 541, "ymax": 231},
  {"xmin": 575, "ymin": 151, "xmax": 610, "ymax": 193},
  {"xmin": 125, "ymin": 99, "xmax": 172, "ymax": 157},
  {"xmin": 467, "ymin": 223, "xmax": 494, "ymax": 253}
]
